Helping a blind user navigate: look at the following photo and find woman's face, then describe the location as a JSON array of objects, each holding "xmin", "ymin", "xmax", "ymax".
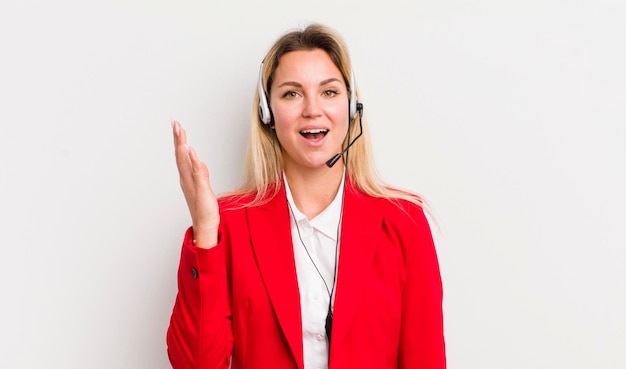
[{"xmin": 269, "ymin": 48, "xmax": 350, "ymax": 172}]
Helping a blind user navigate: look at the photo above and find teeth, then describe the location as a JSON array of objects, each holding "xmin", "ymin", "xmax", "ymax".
[{"xmin": 301, "ymin": 129, "xmax": 328, "ymax": 134}]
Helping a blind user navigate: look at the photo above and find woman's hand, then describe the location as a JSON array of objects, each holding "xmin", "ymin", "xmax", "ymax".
[{"xmin": 172, "ymin": 120, "xmax": 220, "ymax": 249}]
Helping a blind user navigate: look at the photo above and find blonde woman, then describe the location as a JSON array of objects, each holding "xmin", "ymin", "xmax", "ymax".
[{"xmin": 167, "ymin": 24, "xmax": 445, "ymax": 369}]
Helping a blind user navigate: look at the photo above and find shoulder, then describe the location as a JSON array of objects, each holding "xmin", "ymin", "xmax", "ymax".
[
  {"xmin": 347, "ymin": 181, "xmax": 428, "ymax": 229},
  {"xmin": 217, "ymin": 182, "xmax": 283, "ymax": 214},
  {"xmin": 345, "ymin": 176, "xmax": 428, "ymax": 225},
  {"xmin": 217, "ymin": 193, "xmax": 255, "ymax": 210},
  {"xmin": 216, "ymin": 193, "xmax": 258, "ymax": 221},
  {"xmin": 374, "ymin": 197, "xmax": 437, "ymax": 270},
  {"xmin": 215, "ymin": 194, "xmax": 256, "ymax": 235},
  {"xmin": 379, "ymin": 197, "xmax": 430, "ymax": 232}
]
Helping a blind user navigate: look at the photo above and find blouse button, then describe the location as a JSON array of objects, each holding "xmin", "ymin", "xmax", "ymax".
[{"xmin": 191, "ymin": 268, "xmax": 199, "ymax": 279}]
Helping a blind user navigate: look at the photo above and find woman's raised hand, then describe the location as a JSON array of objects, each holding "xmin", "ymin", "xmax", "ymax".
[{"xmin": 172, "ymin": 120, "xmax": 220, "ymax": 249}]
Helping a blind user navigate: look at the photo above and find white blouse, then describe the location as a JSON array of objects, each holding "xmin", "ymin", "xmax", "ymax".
[{"xmin": 284, "ymin": 174, "xmax": 345, "ymax": 369}]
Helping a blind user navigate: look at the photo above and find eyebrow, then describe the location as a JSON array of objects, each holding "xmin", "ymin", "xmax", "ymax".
[{"xmin": 277, "ymin": 77, "xmax": 343, "ymax": 88}]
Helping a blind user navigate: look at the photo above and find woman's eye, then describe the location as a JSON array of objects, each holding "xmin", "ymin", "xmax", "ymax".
[
  {"xmin": 323, "ymin": 90, "xmax": 338, "ymax": 97},
  {"xmin": 283, "ymin": 91, "xmax": 299, "ymax": 99}
]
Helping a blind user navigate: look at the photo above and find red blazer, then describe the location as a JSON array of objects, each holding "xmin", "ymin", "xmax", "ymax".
[{"xmin": 167, "ymin": 180, "xmax": 445, "ymax": 369}]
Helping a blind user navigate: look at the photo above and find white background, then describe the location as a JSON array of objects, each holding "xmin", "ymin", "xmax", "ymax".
[{"xmin": 1, "ymin": 0, "xmax": 625, "ymax": 368}]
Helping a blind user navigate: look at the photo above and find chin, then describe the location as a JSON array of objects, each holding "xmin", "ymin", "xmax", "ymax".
[{"xmin": 288, "ymin": 155, "xmax": 333, "ymax": 170}]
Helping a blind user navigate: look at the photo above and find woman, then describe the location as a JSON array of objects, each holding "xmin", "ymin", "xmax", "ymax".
[{"xmin": 167, "ymin": 24, "xmax": 445, "ymax": 369}]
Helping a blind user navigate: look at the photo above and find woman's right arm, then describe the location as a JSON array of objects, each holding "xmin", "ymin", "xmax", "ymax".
[{"xmin": 167, "ymin": 121, "xmax": 233, "ymax": 368}]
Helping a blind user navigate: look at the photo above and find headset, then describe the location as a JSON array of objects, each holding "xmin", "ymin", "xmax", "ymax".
[{"xmin": 257, "ymin": 63, "xmax": 361, "ymax": 126}]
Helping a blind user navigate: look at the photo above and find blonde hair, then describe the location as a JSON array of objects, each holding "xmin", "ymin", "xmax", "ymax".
[{"xmin": 228, "ymin": 24, "xmax": 425, "ymax": 210}]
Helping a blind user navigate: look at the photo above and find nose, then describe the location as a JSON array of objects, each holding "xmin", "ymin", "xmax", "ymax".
[{"xmin": 302, "ymin": 94, "xmax": 322, "ymax": 118}]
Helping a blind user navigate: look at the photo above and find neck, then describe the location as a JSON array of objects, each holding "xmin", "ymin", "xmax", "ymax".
[{"xmin": 284, "ymin": 162, "xmax": 344, "ymax": 220}]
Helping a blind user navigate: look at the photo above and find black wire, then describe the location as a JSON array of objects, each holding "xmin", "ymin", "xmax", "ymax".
[{"xmin": 286, "ymin": 192, "xmax": 344, "ymax": 302}]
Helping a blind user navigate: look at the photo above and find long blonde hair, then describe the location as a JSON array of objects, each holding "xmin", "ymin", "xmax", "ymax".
[{"xmin": 229, "ymin": 24, "xmax": 425, "ymax": 210}]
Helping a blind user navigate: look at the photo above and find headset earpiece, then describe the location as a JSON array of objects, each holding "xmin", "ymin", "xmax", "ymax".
[
  {"xmin": 258, "ymin": 63, "xmax": 272, "ymax": 125},
  {"xmin": 349, "ymin": 70, "xmax": 358, "ymax": 120}
]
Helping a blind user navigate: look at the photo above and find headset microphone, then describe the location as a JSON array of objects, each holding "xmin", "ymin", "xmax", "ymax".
[{"xmin": 326, "ymin": 102, "xmax": 363, "ymax": 168}]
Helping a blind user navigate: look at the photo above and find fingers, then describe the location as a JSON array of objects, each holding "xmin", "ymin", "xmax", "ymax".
[
  {"xmin": 171, "ymin": 119, "xmax": 180, "ymax": 143},
  {"xmin": 188, "ymin": 146, "xmax": 210, "ymax": 185},
  {"xmin": 172, "ymin": 119, "xmax": 186, "ymax": 147},
  {"xmin": 172, "ymin": 120, "xmax": 188, "ymax": 153},
  {"xmin": 188, "ymin": 145, "xmax": 202, "ymax": 172},
  {"xmin": 172, "ymin": 120, "xmax": 212, "ymax": 191},
  {"xmin": 172, "ymin": 120, "xmax": 193, "ymax": 181}
]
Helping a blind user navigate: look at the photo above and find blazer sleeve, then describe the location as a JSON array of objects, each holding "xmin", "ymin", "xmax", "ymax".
[
  {"xmin": 166, "ymin": 227, "xmax": 233, "ymax": 369},
  {"xmin": 397, "ymin": 203, "xmax": 446, "ymax": 369}
]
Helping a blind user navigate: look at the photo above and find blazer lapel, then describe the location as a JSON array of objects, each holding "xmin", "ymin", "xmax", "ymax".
[
  {"xmin": 330, "ymin": 181, "xmax": 381, "ymax": 352},
  {"xmin": 247, "ymin": 187, "xmax": 304, "ymax": 369}
]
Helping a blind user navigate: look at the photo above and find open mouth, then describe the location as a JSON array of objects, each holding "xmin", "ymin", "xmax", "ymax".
[{"xmin": 300, "ymin": 129, "xmax": 328, "ymax": 140}]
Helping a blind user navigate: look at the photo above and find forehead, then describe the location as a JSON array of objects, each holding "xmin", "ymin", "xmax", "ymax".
[{"xmin": 273, "ymin": 49, "xmax": 344, "ymax": 83}]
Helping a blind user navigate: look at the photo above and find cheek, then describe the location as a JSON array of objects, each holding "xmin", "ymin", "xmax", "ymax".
[
  {"xmin": 271, "ymin": 119, "xmax": 297, "ymax": 151},
  {"xmin": 273, "ymin": 126, "xmax": 291, "ymax": 145},
  {"xmin": 270, "ymin": 103, "xmax": 299, "ymax": 127},
  {"xmin": 271, "ymin": 116, "xmax": 296, "ymax": 143},
  {"xmin": 327, "ymin": 99, "xmax": 350, "ymax": 120},
  {"xmin": 328, "ymin": 103, "xmax": 350, "ymax": 130}
]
